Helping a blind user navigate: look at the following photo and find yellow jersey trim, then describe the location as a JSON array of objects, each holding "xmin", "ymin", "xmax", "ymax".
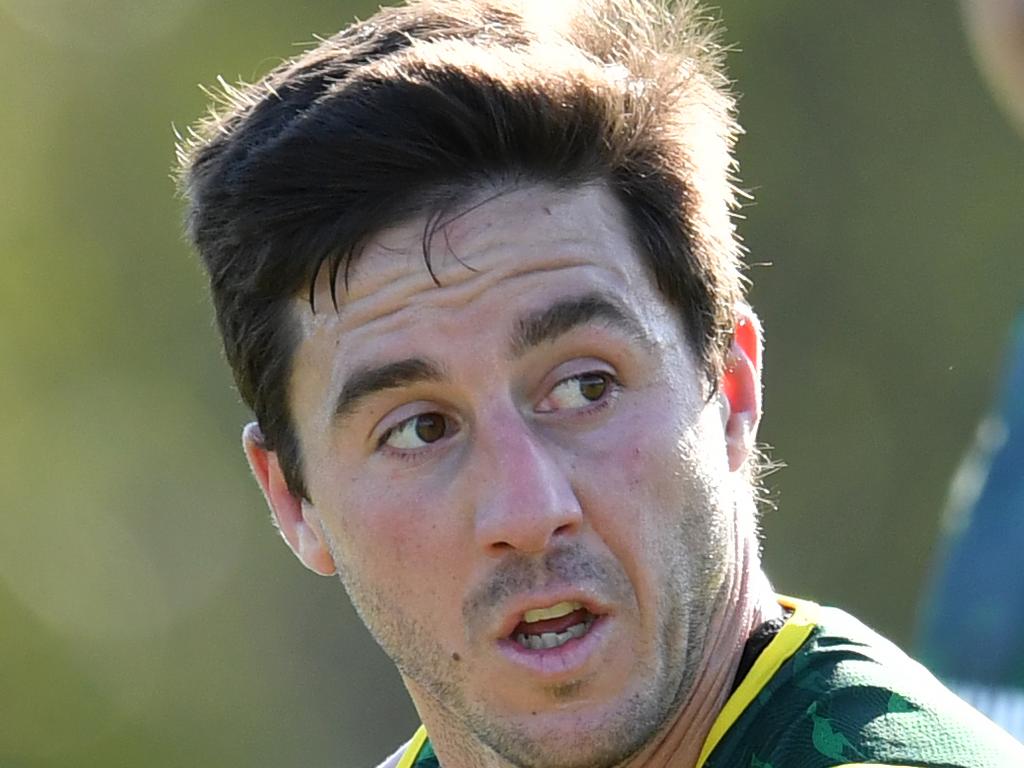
[
  {"xmin": 396, "ymin": 724, "xmax": 428, "ymax": 768},
  {"xmin": 695, "ymin": 595, "xmax": 820, "ymax": 768}
]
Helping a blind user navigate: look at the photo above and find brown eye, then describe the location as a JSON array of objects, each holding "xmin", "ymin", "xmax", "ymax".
[
  {"xmin": 414, "ymin": 413, "xmax": 446, "ymax": 443},
  {"xmin": 577, "ymin": 373, "xmax": 607, "ymax": 402},
  {"xmin": 383, "ymin": 412, "xmax": 450, "ymax": 450},
  {"xmin": 540, "ymin": 371, "xmax": 616, "ymax": 412}
]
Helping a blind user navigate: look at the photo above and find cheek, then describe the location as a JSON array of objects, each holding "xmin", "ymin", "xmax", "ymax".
[
  {"xmin": 324, "ymin": 475, "xmax": 464, "ymax": 598},
  {"xmin": 574, "ymin": 401, "xmax": 731, "ymax": 575},
  {"xmin": 573, "ymin": 412, "xmax": 684, "ymax": 556},
  {"xmin": 583, "ymin": 403, "xmax": 695, "ymax": 507}
]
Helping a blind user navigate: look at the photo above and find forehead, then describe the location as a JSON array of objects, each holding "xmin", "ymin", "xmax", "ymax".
[
  {"xmin": 289, "ymin": 184, "xmax": 680, "ymax": 413},
  {"xmin": 302, "ymin": 183, "xmax": 660, "ymax": 329}
]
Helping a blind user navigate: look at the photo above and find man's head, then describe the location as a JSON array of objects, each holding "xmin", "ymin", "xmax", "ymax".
[
  {"xmin": 179, "ymin": 2, "xmax": 768, "ymax": 766},
  {"xmin": 178, "ymin": 0, "xmax": 746, "ymax": 500}
]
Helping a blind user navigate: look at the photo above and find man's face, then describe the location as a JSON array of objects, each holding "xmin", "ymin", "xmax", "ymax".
[{"xmin": 281, "ymin": 184, "xmax": 747, "ymax": 768}]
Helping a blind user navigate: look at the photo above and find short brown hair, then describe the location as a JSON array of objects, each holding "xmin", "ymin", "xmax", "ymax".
[{"xmin": 177, "ymin": 0, "xmax": 745, "ymax": 499}]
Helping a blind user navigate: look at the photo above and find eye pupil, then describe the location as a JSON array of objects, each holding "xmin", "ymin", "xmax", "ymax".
[
  {"xmin": 578, "ymin": 373, "xmax": 607, "ymax": 402},
  {"xmin": 414, "ymin": 413, "xmax": 446, "ymax": 443}
]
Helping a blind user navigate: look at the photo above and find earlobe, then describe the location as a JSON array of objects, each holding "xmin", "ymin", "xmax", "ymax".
[
  {"xmin": 242, "ymin": 422, "xmax": 337, "ymax": 576},
  {"xmin": 721, "ymin": 306, "xmax": 763, "ymax": 473}
]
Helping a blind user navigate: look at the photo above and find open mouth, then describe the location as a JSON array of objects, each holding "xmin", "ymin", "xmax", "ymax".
[{"xmin": 509, "ymin": 600, "xmax": 599, "ymax": 651}]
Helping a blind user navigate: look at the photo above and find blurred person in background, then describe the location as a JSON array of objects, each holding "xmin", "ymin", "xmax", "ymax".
[
  {"xmin": 177, "ymin": 1, "xmax": 1023, "ymax": 766},
  {"xmin": 915, "ymin": 0, "xmax": 1024, "ymax": 739},
  {"xmin": 918, "ymin": 319, "xmax": 1024, "ymax": 740}
]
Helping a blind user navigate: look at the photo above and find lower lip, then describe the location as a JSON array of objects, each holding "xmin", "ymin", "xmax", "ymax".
[{"xmin": 496, "ymin": 615, "xmax": 610, "ymax": 677}]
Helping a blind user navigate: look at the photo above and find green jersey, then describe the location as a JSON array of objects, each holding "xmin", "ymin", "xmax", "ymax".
[{"xmin": 398, "ymin": 597, "xmax": 1023, "ymax": 768}]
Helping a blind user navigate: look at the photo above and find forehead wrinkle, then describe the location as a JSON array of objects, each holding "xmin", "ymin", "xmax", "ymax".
[
  {"xmin": 305, "ymin": 187, "xmax": 638, "ymax": 335},
  {"xmin": 322, "ymin": 254, "xmax": 612, "ymax": 338}
]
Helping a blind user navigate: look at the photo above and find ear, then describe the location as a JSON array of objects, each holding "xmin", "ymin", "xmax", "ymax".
[
  {"xmin": 242, "ymin": 422, "xmax": 336, "ymax": 576},
  {"xmin": 721, "ymin": 305, "xmax": 763, "ymax": 473}
]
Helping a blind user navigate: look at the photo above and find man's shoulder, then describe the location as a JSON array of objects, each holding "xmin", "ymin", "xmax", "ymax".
[
  {"xmin": 806, "ymin": 614, "xmax": 1024, "ymax": 765},
  {"xmin": 778, "ymin": 605, "xmax": 1023, "ymax": 763},
  {"xmin": 705, "ymin": 600, "xmax": 1024, "ymax": 767}
]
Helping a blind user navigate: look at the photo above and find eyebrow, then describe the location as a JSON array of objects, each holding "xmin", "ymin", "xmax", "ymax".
[
  {"xmin": 333, "ymin": 357, "xmax": 445, "ymax": 422},
  {"xmin": 508, "ymin": 292, "xmax": 653, "ymax": 359},
  {"xmin": 332, "ymin": 292, "xmax": 651, "ymax": 424}
]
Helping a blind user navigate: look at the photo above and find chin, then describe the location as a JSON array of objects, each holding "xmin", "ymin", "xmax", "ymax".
[{"xmin": 467, "ymin": 686, "xmax": 675, "ymax": 768}]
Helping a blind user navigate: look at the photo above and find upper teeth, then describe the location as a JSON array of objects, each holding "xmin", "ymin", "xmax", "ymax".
[{"xmin": 522, "ymin": 601, "xmax": 582, "ymax": 623}]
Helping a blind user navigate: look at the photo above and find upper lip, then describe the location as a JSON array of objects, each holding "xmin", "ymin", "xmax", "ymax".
[{"xmin": 493, "ymin": 590, "xmax": 611, "ymax": 640}]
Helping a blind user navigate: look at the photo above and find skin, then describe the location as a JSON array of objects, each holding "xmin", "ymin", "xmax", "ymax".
[{"xmin": 245, "ymin": 183, "xmax": 779, "ymax": 768}]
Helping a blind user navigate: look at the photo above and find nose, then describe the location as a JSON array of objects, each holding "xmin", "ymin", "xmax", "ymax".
[{"xmin": 472, "ymin": 412, "xmax": 583, "ymax": 556}]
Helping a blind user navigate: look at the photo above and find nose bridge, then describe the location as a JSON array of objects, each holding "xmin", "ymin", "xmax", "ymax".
[{"xmin": 472, "ymin": 405, "xmax": 582, "ymax": 555}]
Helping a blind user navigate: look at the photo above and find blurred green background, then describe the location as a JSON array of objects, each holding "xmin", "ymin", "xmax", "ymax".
[{"xmin": 1, "ymin": 1, "xmax": 1021, "ymax": 765}]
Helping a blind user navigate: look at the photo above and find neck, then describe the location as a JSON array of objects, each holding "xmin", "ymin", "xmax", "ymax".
[{"xmin": 620, "ymin": 548, "xmax": 778, "ymax": 768}]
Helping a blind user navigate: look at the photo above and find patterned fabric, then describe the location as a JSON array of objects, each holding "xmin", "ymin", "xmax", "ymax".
[
  {"xmin": 702, "ymin": 605, "xmax": 1022, "ymax": 767},
  {"xmin": 405, "ymin": 599, "xmax": 1024, "ymax": 767}
]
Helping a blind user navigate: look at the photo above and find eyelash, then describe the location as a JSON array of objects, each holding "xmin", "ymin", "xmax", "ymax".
[
  {"xmin": 550, "ymin": 371, "xmax": 622, "ymax": 417},
  {"xmin": 375, "ymin": 370, "xmax": 623, "ymax": 459},
  {"xmin": 376, "ymin": 415, "xmax": 461, "ymax": 457}
]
